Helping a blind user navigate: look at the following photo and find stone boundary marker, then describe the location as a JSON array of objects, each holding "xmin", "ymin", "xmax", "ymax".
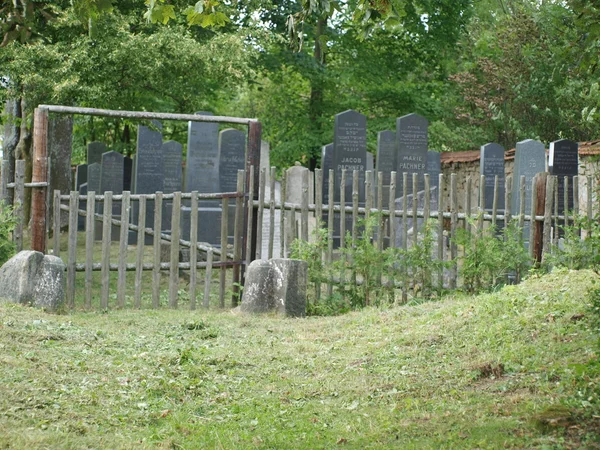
[
  {"xmin": 0, "ymin": 250, "xmax": 65, "ymax": 311},
  {"xmin": 239, "ymin": 258, "xmax": 307, "ymax": 317}
]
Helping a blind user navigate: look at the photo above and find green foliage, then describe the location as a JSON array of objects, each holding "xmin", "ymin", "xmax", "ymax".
[
  {"xmin": 0, "ymin": 202, "xmax": 16, "ymax": 266},
  {"xmin": 455, "ymin": 218, "xmax": 530, "ymax": 294},
  {"xmin": 547, "ymin": 216, "xmax": 600, "ymax": 271}
]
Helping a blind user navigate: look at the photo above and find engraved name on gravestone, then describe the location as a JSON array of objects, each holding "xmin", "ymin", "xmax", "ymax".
[
  {"xmin": 376, "ymin": 130, "xmax": 396, "ymax": 206},
  {"xmin": 161, "ymin": 140, "xmax": 183, "ymax": 233},
  {"xmin": 333, "ymin": 110, "xmax": 367, "ymax": 204},
  {"xmin": 511, "ymin": 139, "xmax": 546, "ymax": 243},
  {"xmin": 549, "ymin": 139, "xmax": 578, "ymax": 214},
  {"xmin": 321, "ymin": 143, "xmax": 333, "ymax": 204},
  {"xmin": 185, "ymin": 112, "xmax": 219, "ymax": 199},
  {"xmin": 98, "ymin": 151, "xmax": 124, "ymax": 241},
  {"xmin": 219, "ymin": 129, "xmax": 245, "ymax": 244},
  {"xmin": 480, "ymin": 143, "xmax": 505, "ymax": 213},
  {"xmin": 87, "ymin": 141, "xmax": 106, "ymax": 166},
  {"xmin": 132, "ymin": 122, "xmax": 163, "ymax": 244},
  {"xmin": 396, "ymin": 113, "xmax": 427, "ymax": 197}
]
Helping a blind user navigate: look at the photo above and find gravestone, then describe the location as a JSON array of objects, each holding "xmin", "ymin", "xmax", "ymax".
[
  {"xmin": 48, "ymin": 116, "xmax": 73, "ymax": 229},
  {"xmin": 131, "ymin": 122, "xmax": 163, "ymax": 244},
  {"xmin": 396, "ymin": 113, "xmax": 427, "ymax": 197},
  {"xmin": 87, "ymin": 163, "xmax": 101, "ymax": 195},
  {"xmin": 427, "ymin": 150, "xmax": 441, "ymax": 194},
  {"xmin": 185, "ymin": 112, "xmax": 219, "ymax": 196},
  {"xmin": 376, "ymin": 130, "xmax": 396, "ymax": 206},
  {"xmin": 549, "ymin": 139, "xmax": 578, "ymax": 214},
  {"xmin": 161, "ymin": 140, "xmax": 183, "ymax": 233},
  {"xmin": 333, "ymin": 110, "xmax": 367, "ymax": 204},
  {"xmin": 123, "ymin": 156, "xmax": 133, "ymax": 192},
  {"xmin": 219, "ymin": 129, "xmax": 246, "ymax": 244},
  {"xmin": 87, "ymin": 141, "xmax": 106, "ymax": 166},
  {"xmin": 75, "ymin": 164, "xmax": 87, "ymax": 191},
  {"xmin": 512, "ymin": 139, "xmax": 546, "ymax": 242},
  {"xmin": 480, "ymin": 143, "xmax": 505, "ymax": 215},
  {"xmin": 97, "ymin": 151, "xmax": 124, "ymax": 241}
]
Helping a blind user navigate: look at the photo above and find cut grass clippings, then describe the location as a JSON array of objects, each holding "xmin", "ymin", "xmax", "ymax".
[{"xmin": 1, "ymin": 267, "xmax": 599, "ymax": 449}]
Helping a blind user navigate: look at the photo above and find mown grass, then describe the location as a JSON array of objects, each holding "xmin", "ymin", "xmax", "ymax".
[{"xmin": 1, "ymin": 268, "xmax": 599, "ymax": 449}]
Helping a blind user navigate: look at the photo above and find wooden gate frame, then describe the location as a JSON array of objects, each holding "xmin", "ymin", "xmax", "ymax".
[{"xmin": 31, "ymin": 105, "xmax": 261, "ymax": 287}]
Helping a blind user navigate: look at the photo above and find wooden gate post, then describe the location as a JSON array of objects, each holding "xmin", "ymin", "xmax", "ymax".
[
  {"xmin": 31, "ymin": 107, "xmax": 49, "ymax": 253},
  {"xmin": 532, "ymin": 172, "xmax": 548, "ymax": 263},
  {"xmin": 243, "ymin": 121, "xmax": 261, "ymax": 279}
]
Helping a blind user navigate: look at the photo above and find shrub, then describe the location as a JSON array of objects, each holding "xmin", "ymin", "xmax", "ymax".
[{"xmin": 0, "ymin": 201, "xmax": 16, "ymax": 266}]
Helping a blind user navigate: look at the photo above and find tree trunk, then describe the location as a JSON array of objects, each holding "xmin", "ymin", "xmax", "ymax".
[
  {"xmin": 308, "ymin": 17, "xmax": 327, "ymax": 171},
  {"xmin": 15, "ymin": 97, "xmax": 33, "ymax": 227},
  {"xmin": 2, "ymin": 99, "xmax": 20, "ymax": 204}
]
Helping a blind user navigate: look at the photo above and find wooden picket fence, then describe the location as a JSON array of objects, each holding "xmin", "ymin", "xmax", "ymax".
[{"xmin": 1, "ymin": 158, "xmax": 598, "ymax": 310}]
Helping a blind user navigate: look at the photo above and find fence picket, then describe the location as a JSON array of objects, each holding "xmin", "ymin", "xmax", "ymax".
[
  {"xmin": 543, "ymin": 176, "xmax": 555, "ymax": 260},
  {"xmin": 301, "ymin": 169, "xmax": 309, "ymax": 242},
  {"xmin": 256, "ymin": 168, "xmax": 266, "ymax": 260},
  {"xmin": 388, "ymin": 172, "xmax": 397, "ymax": 302},
  {"xmin": 492, "ymin": 175, "xmax": 498, "ymax": 229},
  {"xmin": 189, "ymin": 191, "xmax": 199, "ymax": 310},
  {"xmin": 134, "ymin": 196, "xmax": 146, "ymax": 308},
  {"xmin": 528, "ymin": 176, "xmax": 537, "ymax": 259},
  {"xmin": 340, "ymin": 169, "xmax": 347, "ymax": 251},
  {"xmin": 85, "ymin": 191, "xmax": 95, "ymax": 309},
  {"xmin": 101, "ymin": 191, "xmax": 113, "ymax": 310},
  {"xmin": 279, "ymin": 170, "xmax": 286, "ymax": 258},
  {"xmin": 220, "ymin": 196, "xmax": 229, "ymax": 308},
  {"xmin": 169, "ymin": 192, "xmax": 181, "ymax": 309},
  {"xmin": 117, "ymin": 191, "xmax": 130, "ymax": 308},
  {"xmin": 450, "ymin": 173, "xmax": 457, "ymax": 290},
  {"xmin": 327, "ymin": 169, "xmax": 335, "ymax": 298},
  {"xmin": 152, "ymin": 192, "xmax": 163, "ymax": 309},
  {"xmin": 269, "ymin": 167, "xmax": 276, "ymax": 259},
  {"xmin": 437, "ymin": 173, "xmax": 444, "ymax": 292},
  {"xmin": 53, "ymin": 190, "xmax": 61, "ymax": 256},
  {"xmin": 232, "ymin": 171, "xmax": 245, "ymax": 307},
  {"xmin": 246, "ymin": 168, "xmax": 255, "ymax": 266},
  {"xmin": 204, "ymin": 248, "xmax": 213, "ymax": 309},
  {"xmin": 67, "ymin": 191, "xmax": 78, "ymax": 308}
]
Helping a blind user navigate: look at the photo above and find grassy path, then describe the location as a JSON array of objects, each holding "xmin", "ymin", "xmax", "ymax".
[{"xmin": 1, "ymin": 268, "xmax": 599, "ymax": 448}]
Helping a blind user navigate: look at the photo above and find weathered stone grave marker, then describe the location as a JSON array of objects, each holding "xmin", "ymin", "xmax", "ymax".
[
  {"xmin": 480, "ymin": 143, "xmax": 505, "ymax": 223},
  {"xmin": 97, "ymin": 151, "xmax": 124, "ymax": 241},
  {"xmin": 512, "ymin": 139, "xmax": 546, "ymax": 242},
  {"xmin": 161, "ymin": 140, "xmax": 183, "ymax": 233},
  {"xmin": 549, "ymin": 139, "xmax": 578, "ymax": 215},
  {"xmin": 333, "ymin": 110, "xmax": 367, "ymax": 204},
  {"xmin": 376, "ymin": 130, "xmax": 396, "ymax": 207},
  {"xmin": 87, "ymin": 141, "xmax": 106, "ymax": 166},
  {"xmin": 396, "ymin": 113, "xmax": 427, "ymax": 197}
]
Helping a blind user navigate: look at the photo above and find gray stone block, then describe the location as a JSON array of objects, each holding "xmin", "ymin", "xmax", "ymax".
[
  {"xmin": 0, "ymin": 251, "xmax": 65, "ymax": 311},
  {"xmin": 240, "ymin": 259, "xmax": 307, "ymax": 317}
]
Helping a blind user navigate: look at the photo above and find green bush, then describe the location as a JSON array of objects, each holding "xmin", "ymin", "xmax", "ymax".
[{"xmin": 0, "ymin": 201, "xmax": 16, "ymax": 266}]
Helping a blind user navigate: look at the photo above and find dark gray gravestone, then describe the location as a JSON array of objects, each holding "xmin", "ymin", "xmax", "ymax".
[
  {"xmin": 185, "ymin": 112, "xmax": 219, "ymax": 197},
  {"xmin": 75, "ymin": 164, "xmax": 88, "ymax": 191},
  {"xmin": 549, "ymin": 139, "xmax": 578, "ymax": 214},
  {"xmin": 396, "ymin": 113, "xmax": 427, "ymax": 197},
  {"xmin": 333, "ymin": 110, "xmax": 367, "ymax": 204},
  {"xmin": 427, "ymin": 150, "xmax": 441, "ymax": 194},
  {"xmin": 161, "ymin": 140, "xmax": 183, "ymax": 233},
  {"xmin": 87, "ymin": 142, "xmax": 106, "ymax": 166},
  {"xmin": 123, "ymin": 157, "xmax": 133, "ymax": 192},
  {"xmin": 48, "ymin": 116, "xmax": 73, "ymax": 229},
  {"xmin": 132, "ymin": 123, "xmax": 163, "ymax": 244},
  {"xmin": 87, "ymin": 163, "xmax": 101, "ymax": 194},
  {"xmin": 98, "ymin": 151, "xmax": 124, "ymax": 241},
  {"xmin": 219, "ymin": 129, "xmax": 245, "ymax": 244},
  {"xmin": 512, "ymin": 139, "xmax": 546, "ymax": 242},
  {"xmin": 321, "ymin": 143, "xmax": 333, "ymax": 204},
  {"xmin": 376, "ymin": 130, "xmax": 396, "ymax": 206},
  {"xmin": 78, "ymin": 183, "xmax": 87, "ymax": 231},
  {"xmin": 219, "ymin": 129, "xmax": 246, "ymax": 192},
  {"xmin": 480, "ymin": 143, "xmax": 505, "ymax": 213}
]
